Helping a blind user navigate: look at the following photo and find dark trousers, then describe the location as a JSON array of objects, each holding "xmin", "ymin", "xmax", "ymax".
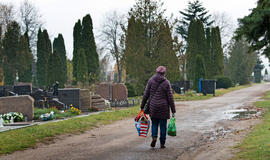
[{"xmin": 151, "ymin": 118, "xmax": 167, "ymax": 144}]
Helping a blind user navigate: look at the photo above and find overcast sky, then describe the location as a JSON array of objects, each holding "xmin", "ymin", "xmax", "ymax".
[{"xmin": 2, "ymin": 0, "xmax": 269, "ymax": 72}]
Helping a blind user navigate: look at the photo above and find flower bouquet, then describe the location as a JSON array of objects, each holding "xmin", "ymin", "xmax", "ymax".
[
  {"xmin": 12, "ymin": 112, "xmax": 24, "ymax": 122},
  {"xmin": 40, "ymin": 111, "xmax": 55, "ymax": 121},
  {"xmin": 69, "ymin": 105, "xmax": 82, "ymax": 115},
  {"xmin": 2, "ymin": 113, "xmax": 12, "ymax": 123},
  {"xmin": 1, "ymin": 112, "xmax": 24, "ymax": 123}
]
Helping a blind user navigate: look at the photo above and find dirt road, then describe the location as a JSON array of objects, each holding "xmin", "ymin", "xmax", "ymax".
[{"xmin": 1, "ymin": 83, "xmax": 269, "ymax": 160}]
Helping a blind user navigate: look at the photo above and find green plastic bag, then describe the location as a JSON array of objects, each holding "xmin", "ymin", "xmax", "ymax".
[{"xmin": 168, "ymin": 117, "xmax": 176, "ymax": 136}]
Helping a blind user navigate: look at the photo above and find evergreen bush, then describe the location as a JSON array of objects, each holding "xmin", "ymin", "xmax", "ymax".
[
  {"xmin": 125, "ymin": 83, "xmax": 137, "ymax": 97},
  {"xmin": 215, "ymin": 76, "xmax": 232, "ymax": 89}
]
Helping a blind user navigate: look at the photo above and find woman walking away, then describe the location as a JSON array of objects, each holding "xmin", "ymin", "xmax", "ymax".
[{"xmin": 140, "ymin": 66, "xmax": 176, "ymax": 149}]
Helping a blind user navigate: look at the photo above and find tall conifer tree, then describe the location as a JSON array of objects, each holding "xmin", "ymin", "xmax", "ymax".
[
  {"xmin": 124, "ymin": 15, "xmax": 148, "ymax": 94},
  {"xmin": 123, "ymin": 0, "xmax": 182, "ymax": 94},
  {"xmin": 53, "ymin": 34, "xmax": 67, "ymax": 86},
  {"xmin": 2, "ymin": 21, "xmax": 21, "ymax": 85},
  {"xmin": 227, "ymin": 40, "xmax": 256, "ymax": 85},
  {"xmin": 206, "ymin": 27, "xmax": 224, "ymax": 78},
  {"xmin": 18, "ymin": 33, "xmax": 33, "ymax": 83},
  {"xmin": 37, "ymin": 28, "xmax": 52, "ymax": 87},
  {"xmin": 177, "ymin": 0, "xmax": 214, "ymax": 41},
  {"xmin": 37, "ymin": 29, "xmax": 45, "ymax": 86},
  {"xmin": 76, "ymin": 48, "xmax": 88, "ymax": 86},
  {"xmin": 186, "ymin": 19, "xmax": 206, "ymax": 81},
  {"xmin": 155, "ymin": 21, "xmax": 181, "ymax": 82},
  {"xmin": 236, "ymin": 0, "xmax": 270, "ymax": 58},
  {"xmin": 194, "ymin": 55, "xmax": 206, "ymax": 92},
  {"xmin": 47, "ymin": 50, "xmax": 62, "ymax": 87},
  {"xmin": 72, "ymin": 20, "xmax": 82, "ymax": 83},
  {"xmin": 82, "ymin": 14, "xmax": 99, "ymax": 77},
  {"xmin": 204, "ymin": 27, "xmax": 211, "ymax": 77}
]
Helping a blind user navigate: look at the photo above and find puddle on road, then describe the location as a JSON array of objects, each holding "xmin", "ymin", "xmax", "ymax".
[{"xmin": 224, "ymin": 108, "xmax": 260, "ymax": 119}]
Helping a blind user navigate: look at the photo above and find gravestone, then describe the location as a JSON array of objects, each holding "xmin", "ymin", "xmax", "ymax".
[
  {"xmin": 96, "ymin": 83, "xmax": 128, "ymax": 101},
  {"xmin": 0, "ymin": 89, "xmax": 8, "ymax": 97},
  {"xmin": 30, "ymin": 89, "xmax": 44, "ymax": 107},
  {"xmin": 0, "ymin": 95, "xmax": 34, "ymax": 121},
  {"xmin": 172, "ymin": 81, "xmax": 192, "ymax": 94},
  {"xmin": 96, "ymin": 83, "xmax": 110, "ymax": 100},
  {"xmin": 79, "ymin": 89, "xmax": 91, "ymax": 112},
  {"xmin": 0, "ymin": 86, "xmax": 13, "ymax": 97},
  {"xmin": 113, "ymin": 84, "xmax": 128, "ymax": 101},
  {"xmin": 171, "ymin": 84, "xmax": 182, "ymax": 94},
  {"xmin": 30, "ymin": 89, "xmax": 44, "ymax": 101},
  {"xmin": 201, "ymin": 80, "xmax": 216, "ymax": 96},
  {"xmin": 13, "ymin": 85, "xmax": 32, "ymax": 95},
  {"xmin": 58, "ymin": 88, "xmax": 80, "ymax": 108}
]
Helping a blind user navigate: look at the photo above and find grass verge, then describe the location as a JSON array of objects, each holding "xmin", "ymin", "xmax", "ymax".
[
  {"xmin": 174, "ymin": 84, "xmax": 252, "ymax": 101},
  {"xmin": 0, "ymin": 105, "xmax": 140, "ymax": 155},
  {"xmin": 231, "ymin": 90, "xmax": 270, "ymax": 160}
]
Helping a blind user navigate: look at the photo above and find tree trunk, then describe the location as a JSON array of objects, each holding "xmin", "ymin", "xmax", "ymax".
[{"xmin": 116, "ymin": 59, "xmax": 122, "ymax": 83}]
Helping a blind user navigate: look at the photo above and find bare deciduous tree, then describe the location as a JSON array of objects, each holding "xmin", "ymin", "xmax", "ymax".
[
  {"xmin": 99, "ymin": 11, "xmax": 125, "ymax": 83},
  {"xmin": 98, "ymin": 46, "xmax": 111, "ymax": 82},
  {"xmin": 19, "ymin": 0, "xmax": 43, "ymax": 52},
  {"xmin": 0, "ymin": 3, "xmax": 16, "ymax": 35},
  {"xmin": 211, "ymin": 12, "xmax": 236, "ymax": 53}
]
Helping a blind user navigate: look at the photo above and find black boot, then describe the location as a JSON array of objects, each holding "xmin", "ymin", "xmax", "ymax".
[
  {"xmin": 150, "ymin": 136, "xmax": 157, "ymax": 148},
  {"xmin": 160, "ymin": 142, "xmax": 166, "ymax": 149}
]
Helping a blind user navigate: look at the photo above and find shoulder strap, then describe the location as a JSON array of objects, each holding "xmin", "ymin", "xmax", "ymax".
[{"xmin": 149, "ymin": 79, "xmax": 166, "ymax": 101}]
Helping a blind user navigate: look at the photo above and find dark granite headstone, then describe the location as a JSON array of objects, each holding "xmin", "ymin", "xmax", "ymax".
[
  {"xmin": 0, "ymin": 90, "xmax": 5, "ymax": 97},
  {"xmin": 58, "ymin": 88, "xmax": 80, "ymax": 108},
  {"xmin": 171, "ymin": 84, "xmax": 182, "ymax": 94},
  {"xmin": 172, "ymin": 81, "xmax": 192, "ymax": 93},
  {"xmin": 30, "ymin": 89, "xmax": 44, "ymax": 101},
  {"xmin": 0, "ymin": 86, "xmax": 13, "ymax": 91},
  {"xmin": 0, "ymin": 86, "xmax": 13, "ymax": 97},
  {"xmin": 201, "ymin": 80, "xmax": 216, "ymax": 96},
  {"xmin": 13, "ymin": 85, "xmax": 31, "ymax": 95}
]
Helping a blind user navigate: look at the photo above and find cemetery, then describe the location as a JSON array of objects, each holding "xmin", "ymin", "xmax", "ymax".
[
  {"xmin": 0, "ymin": 78, "xmax": 218, "ymax": 133},
  {"xmin": 0, "ymin": 0, "xmax": 269, "ymax": 159},
  {"xmin": 0, "ymin": 81, "xmax": 140, "ymax": 133}
]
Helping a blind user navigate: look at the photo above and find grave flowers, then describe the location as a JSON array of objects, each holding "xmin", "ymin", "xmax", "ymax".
[
  {"xmin": 1, "ymin": 112, "xmax": 24, "ymax": 123},
  {"xmin": 69, "ymin": 105, "xmax": 81, "ymax": 115},
  {"xmin": 40, "ymin": 111, "xmax": 54, "ymax": 121}
]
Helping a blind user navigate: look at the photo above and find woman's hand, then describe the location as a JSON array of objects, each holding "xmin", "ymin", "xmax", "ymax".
[{"xmin": 172, "ymin": 113, "xmax": 175, "ymax": 118}]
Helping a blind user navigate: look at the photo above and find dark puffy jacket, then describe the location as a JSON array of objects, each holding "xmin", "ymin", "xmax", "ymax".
[{"xmin": 140, "ymin": 73, "xmax": 176, "ymax": 119}]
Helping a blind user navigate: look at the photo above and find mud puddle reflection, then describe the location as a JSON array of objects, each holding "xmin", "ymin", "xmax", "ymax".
[{"xmin": 224, "ymin": 107, "xmax": 262, "ymax": 120}]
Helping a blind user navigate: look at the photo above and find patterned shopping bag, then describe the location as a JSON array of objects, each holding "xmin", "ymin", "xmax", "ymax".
[{"xmin": 134, "ymin": 110, "xmax": 150, "ymax": 137}]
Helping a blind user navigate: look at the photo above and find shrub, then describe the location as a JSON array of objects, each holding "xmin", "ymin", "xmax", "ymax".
[
  {"xmin": 215, "ymin": 76, "xmax": 233, "ymax": 89},
  {"xmin": 125, "ymin": 83, "xmax": 137, "ymax": 97}
]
